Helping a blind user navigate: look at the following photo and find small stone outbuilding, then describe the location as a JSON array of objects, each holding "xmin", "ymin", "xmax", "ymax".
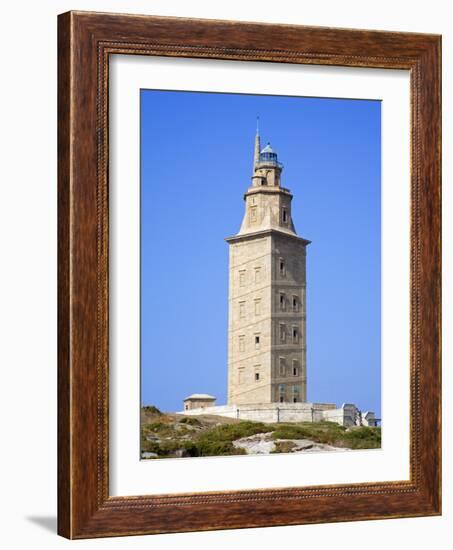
[{"xmin": 183, "ymin": 394, "xmax": 216, "ymax": 411}]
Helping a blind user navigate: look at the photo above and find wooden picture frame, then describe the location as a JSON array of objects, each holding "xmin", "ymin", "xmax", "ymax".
[{"xmin": 58, "ymin": 10, "xmax": 441, "ymax": 539}]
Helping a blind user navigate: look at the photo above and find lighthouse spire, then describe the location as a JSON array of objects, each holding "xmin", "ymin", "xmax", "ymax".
[{"xmin": 253, "ymin": 117, "xmax": 260, "ymax": 171}]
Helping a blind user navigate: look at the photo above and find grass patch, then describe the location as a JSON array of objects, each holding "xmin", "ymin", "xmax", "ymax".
[
  {"xmin": 142, "ymin": 421, "xmax": 192, "ymax": 438},
  {"xmin": 271, "ymin": 422, "xmax": 380, "ymax": 449},
  {"xmin": 189, "ymin": 421, "xmax": 268, "ymax": 457},
  {"xmin": 178, "ymin": 416, "xmax": 202, "ymax": 426},
  {"xmin": 271, "ymin": 421, "xmax": 347, "ymax": 444},
  {"xmin": 338, "ymin": 427, "xmax": 381, "ymax": 449}
]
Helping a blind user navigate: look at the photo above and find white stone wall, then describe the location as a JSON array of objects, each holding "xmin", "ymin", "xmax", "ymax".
[
  {"xmin": 177, "ymin": 402, "xmax": 378, "ymax": 427},
  {"xmin": 177, "ymin": 402, "xmax": 353, "ymax": 425}
]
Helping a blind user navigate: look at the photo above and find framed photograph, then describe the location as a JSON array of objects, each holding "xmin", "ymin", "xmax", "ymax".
[{"xmin": 58, "ymin": 11, "xmax": 441, "ymax": 538}]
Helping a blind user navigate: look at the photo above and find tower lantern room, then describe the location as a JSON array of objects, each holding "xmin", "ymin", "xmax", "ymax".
[
  {"xmin": 252, "ymin": 134, "xmax": 283, "ymax": 188},
  {"xmin": 259, "ymin": 143, "xmax": 281, "ymax": 166}
]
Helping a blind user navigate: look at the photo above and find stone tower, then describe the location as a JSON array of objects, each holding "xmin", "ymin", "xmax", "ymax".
[{"xmin": 226, "ymin": 129, "xmax": 310, "ymax": 406}]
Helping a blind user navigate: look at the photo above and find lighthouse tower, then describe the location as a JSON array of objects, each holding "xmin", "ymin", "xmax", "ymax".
[{"xmin": 226, "ymin": 129, "xmax": 310, "ymax": 406}]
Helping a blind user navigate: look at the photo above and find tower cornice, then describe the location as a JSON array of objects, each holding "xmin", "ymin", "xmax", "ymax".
[
  {"xmin": 244, "ymin": 186, "xmax": 293, "ymax": 201},
  {"xmin": 225, "ymin": 228, "xmax": 311, "ymax": 245}
]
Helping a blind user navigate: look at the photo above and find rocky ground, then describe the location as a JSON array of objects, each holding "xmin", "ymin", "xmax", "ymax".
[
  {"xmin": 232, "ymin": 432, "xmax": 350, "ymax": 454},
  {"xmin": 141, "ymin": 406, "xmax": 381, "ymax": 459}
]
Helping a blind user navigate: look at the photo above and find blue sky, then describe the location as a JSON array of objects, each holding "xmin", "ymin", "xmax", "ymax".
[{"xmin": 140, "ymin": 89, "xmax": 381, "ymax": 418}]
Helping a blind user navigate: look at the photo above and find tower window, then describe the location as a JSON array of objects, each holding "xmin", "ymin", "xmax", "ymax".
[
  {"xmin": 238, "ymin": 368, "xmax": 244, "ymax": 384},
  {"xmin": 292, "ymin": 327, "xmax": 299, "ymax": 343},
  {"xmin": 279, "ymin": 357, "xmax": 286, "ymax": 376},
  {"xmin": 254, "ymin": 267, "xmax": 261, "ymax": 283},
  {"xmin": 239, "ymin": 335, "xmax": 245, "ymax": 352},
  {"xmin": 239, "ymin": 270, "xmax": 246, "ymax": 287},
  {"xmin": 292, "ymin": 295, "xmax": 298, "ymax": 312},
  {"xmin": 282, "ymin": 208, "xmax": 288, "ymax": 223},
  {"xmin": 280, "ymin": 324, "xmax": 286, "ymax": 343},
  {"xmin": 292, "ymin": 359, "xmax": 299, "ymax": 376},
  {"xmin": 250, "ymin": 206, "xmax": 257, "ymax": 223},
  {"xmin": 254, "ymin": 365, "xmax": 261, "ymax": 381},
  {"xmin": 279, "ymin": 258, "xmax": 286, "ymax": 277},
  {"xmin": 239, "ymin": 301, "xmax": 245, "ymax": 319},
  {"xmin": 255, "ymin": 335, "xmax": 261, "ymax": 349},
  {"xmin": 254, "ymin": 298, "xmax": 261, "ymax": 315},
  {"xmin": 280, "ymin": 293, "xmax": 286, "ymax": 311}
]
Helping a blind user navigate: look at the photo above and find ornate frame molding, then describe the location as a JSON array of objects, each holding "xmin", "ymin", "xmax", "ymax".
[{"xmin": 58, "ymin": 11, "xmax": 441, "ymax": 538}]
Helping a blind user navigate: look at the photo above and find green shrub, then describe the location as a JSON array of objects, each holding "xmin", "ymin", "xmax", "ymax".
[
  {"xmin": 144, "ymin": 422, "xmax": 167, "ymax": 432},
  {"xmin": 339, "ymin": 427, "xmax": 381, "ymax": 449},
  {"xmin": 344, "ymin": 427, "xmax": 380, "ymax": 440},
  {"xmin": 140, "ymin": 437, "xmax": 161, "ymax": 454},
  {"xmin": 271, "ymin": 422, "xmax": 348, "ymax": 445},
  {"xmin": 142, "ymin": 422, "xmax": 178, "ymax": 437},
  {"xmin": 182, "ymin": 442, "xmax": 200, "ymax": 457},
  {"xmin": 142, "ymin": 405, "xmax": 162, "ymax": 415},
  {"xmin": 271, "ymin": 425, "xmax": 311, "ymax": 440},
  {"xmin": 159, "ymin": 440, "xmax": 184, "ymax": 453},
  {"xmin": 197, "ymin": 439, "xmax": 236, "ymax": 456}
]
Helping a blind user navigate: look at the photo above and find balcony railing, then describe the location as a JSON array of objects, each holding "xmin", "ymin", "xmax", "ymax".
[{"xmin": 256, "ymin": 158, "xmax": 283, "ymax": 169}]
